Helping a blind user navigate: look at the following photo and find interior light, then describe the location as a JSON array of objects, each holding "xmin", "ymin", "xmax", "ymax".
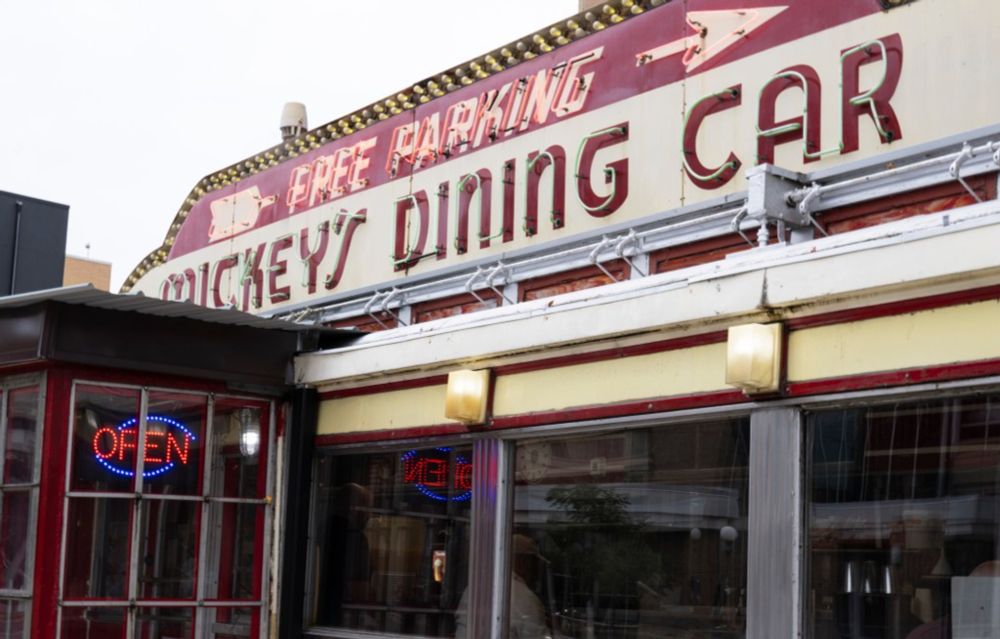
[
  {"xmin": 238, "ymin": 408, "xmax": 261, "ymax": 457},
  {"xmin": 444, "ymin": 369, "xmax": 491, "ymax": 425},
  {"xmin": 725, "ymin": 323, "xmax": 784, "ymax": 394}
]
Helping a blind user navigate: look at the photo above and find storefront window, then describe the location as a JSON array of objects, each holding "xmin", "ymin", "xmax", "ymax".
[
  {"xmin": 0, "ymin": 376, "xmax": 43, "ymax": 639},
  {"xmin": 808, "ymin": 396, "xmax": 1000, "ymax": 639},
  {"xmin": 310, "ymin": 445, "xmax": 473, "ymax": 636},
  {"xmin": 508, "ymin": 419, "xmax": 750, "ymax": 639},
  {"xmin": 62, "ymin": 383, "xmax": 272, "ymax": 638}
]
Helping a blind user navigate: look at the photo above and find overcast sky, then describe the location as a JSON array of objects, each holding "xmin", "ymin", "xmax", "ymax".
[{"xmin": 0, "ymin": 0, "xmax": 577, "ymax": 289}]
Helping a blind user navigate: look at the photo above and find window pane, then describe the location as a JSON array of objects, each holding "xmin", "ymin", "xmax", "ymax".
[
  {"xmin": 5, "ymin": 387, "xmax": 39, "ymax": 485},
  {"xmin": 0, "ymin": 491, "xmax": 30, "ymax": 591},
  {"xmin": 506, "ymin": 421, "xmax": 750, "ymax": 639},
  {"xmin": 209, "ymin": 399, "xmax": 267, "ymax": 499},
  {"xmin": 311, "ymin": 446, "xmax": 473, "ymax": 636},
  {"xmin": 63, "ymin": 498, "xmax": 131, "ymax": 600},
  {"xmin": 0, "ymin": 599, "xmax": 28, "ymax": 639},
  {"xmin": 60, "ymin": 607, "xmax": 126, "ymax": 639},
  {"xmin": 138, "ymin": 500, "xmax": 198, "ymax": 600},
  {"xmin": 134, "ymin": 607, "xmax": 193, "ymax": 639},
  {"xmin": 808, "ymin": 397, "xmax": 1000, "ymax": 639},
  {"xmin": 142, "ymin": 392, "xmax": 206, "ymax": 496},
  {"xmin": 73, "ymin": 385, "xmax": 142, "ymax": 493},
  {"xmin": 201, "ymin": 607, "xmax": 257, "ymax": 639},
  {"xmin": 202, "ymin": 504, "xmax": 263, "ymax": 602}
]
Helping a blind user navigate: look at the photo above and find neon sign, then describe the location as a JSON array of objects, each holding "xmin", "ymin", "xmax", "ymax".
[
  {"xmin": 401, "ymin": 448, "xmax": 472, "ymax": 502},
  {"xmin": 92, "ymin": 415, "xmax": 197, "ymax": 479}
]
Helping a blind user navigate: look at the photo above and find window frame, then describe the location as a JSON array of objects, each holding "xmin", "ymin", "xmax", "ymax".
[
  {"xmin": 57, "ymin": 379, "xmax": 277, "ymax": 639},
  {"xmin": 303, "ymin": 439, "xmax": 480, "ymax": 639},
  {"xmin": 0, "ymin": 373, "xmax": 46, "ymax": 639}
]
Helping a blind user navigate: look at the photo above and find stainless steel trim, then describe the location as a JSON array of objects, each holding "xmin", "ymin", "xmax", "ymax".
[{"xmin": 747, "ymin": 407, "xmax": 803, "ymax": 639}]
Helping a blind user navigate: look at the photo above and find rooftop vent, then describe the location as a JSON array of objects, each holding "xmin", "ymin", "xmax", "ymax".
[{"xmin": 280, "ymin": 102, "xmax": 307, "ymax": 142}]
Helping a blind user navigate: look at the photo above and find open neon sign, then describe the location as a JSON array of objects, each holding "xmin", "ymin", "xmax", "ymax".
[
  {"xmin": 401, "ymin": 448, "xmax": 472, "ymax": 502},
  {"xmin": 92, "ymin": 415, "xmax": 197, "ymax": 479}
]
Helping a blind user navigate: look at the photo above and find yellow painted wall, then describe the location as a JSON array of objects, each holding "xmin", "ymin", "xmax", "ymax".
[
  {"xmin": 317, "ymin": 384, "xmax": 448, "ymax": 435},
  {"xmin": 493, "ymin": 342, "xmax": 728, "ymax": 416},
  {"xmin": 788, "ymin": 300, "xmax": 1000, "ymax": 382}
]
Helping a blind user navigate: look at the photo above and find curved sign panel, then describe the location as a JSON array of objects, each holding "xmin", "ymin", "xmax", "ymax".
[{"xmin": 129, "ymin": 0, "xmax": 992, "ymax": 314}]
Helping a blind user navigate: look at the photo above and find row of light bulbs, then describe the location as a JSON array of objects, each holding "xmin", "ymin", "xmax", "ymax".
[{"xmin": 122, "ymin": 0, "xmax": 669, "ymax": 292}]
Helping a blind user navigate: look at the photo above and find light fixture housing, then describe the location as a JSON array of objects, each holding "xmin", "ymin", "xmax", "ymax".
[
  {"xmin": 444, "ymin": 369, "xmax": 491, "ymax": 425},
  {"xmin": 725, "ymin": 323, "xmax": 784, "ymax": 394},
  {"xmin": 238, "ymin": 408, "xmax": 261, "ymax": 457}
]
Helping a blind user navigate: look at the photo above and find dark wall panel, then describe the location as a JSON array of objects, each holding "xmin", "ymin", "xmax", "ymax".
[{"xmin": 0, "ymin": 192, "xmax": 69, "ymax": 296}]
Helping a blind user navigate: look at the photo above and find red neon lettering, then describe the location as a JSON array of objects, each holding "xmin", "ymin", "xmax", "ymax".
[
  {"xmin": 323, "ymin": 210, "xmax": 367, "ymax": 291},
  {"xmin": 404, "ymin": 458, "xmax": 424, "ymax": 484},
  {"xmin": 240, "ymin": 243, "xmax": 266, "ymax": 312},
  {"xmin": 286, "ymin": 165, "xmax": 312, "ymax": 214},
  {"xmin": 393, "ymin": 192, "xmax": 430, "ymax": 271},
  {"xmin": 577, "ymin": 122, "xmax": 630, "ymax": 217},
  {"xmin": 423, "ymin": 459, "xmax": 447, "ymax": 488},
  {"xmin": 268, "ymin": 235, "xmax": 293, "ymax": 304},
  {"xmin": 92, "ymin": 427, "xmax": 118, "ymax": 460},
  {"xmin": 144, "ymin": 431, "xmax": 165, "ymax": 464},
  {"xmin": 118, "ymin": 429, "xmax": 137, "ymax": 462},
  {"xmin": 212, "ymin": 255, "xmax": 239, "ymax": 308},
  {"xmin": 841, "ymin": 34, "xmax": 903, "ymax": 154},
  {"xmin": 166, "ymin": 432, "xmax": 190, "ymax": 465},
  {"xmin": 757, "ymin": 65, "xmax": 824, "ymax": 165},
  {"xmin": 455, "ymin": 462, "xmax": 473, "ymax": 491},
  {"xmin": 682, "ymin": 86, "xmax": 742, "ymax": 190},
  {"xmin": 348, "ymin": 139, "xmax": 376, "ymax": 191}
]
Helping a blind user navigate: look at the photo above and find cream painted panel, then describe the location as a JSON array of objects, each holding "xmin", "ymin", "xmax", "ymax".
[
  {"xmin": 493, "ymin": 342, "xmax": 728, "ymax": 416},
  {"xmin": 788, "ymin": 300, "xmax": 1000, "ymax": 382},
  {"xmin": 317, "ymin": 384, "xmax": 448, "ymax": 435}
]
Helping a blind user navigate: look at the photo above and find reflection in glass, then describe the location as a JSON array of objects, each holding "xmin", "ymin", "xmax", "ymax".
[
  {"xmin": 142, "ymin": 392, "xmax": 206, "ymax": 496},
  {"xmin": 134, "ymin": 607, "xmax": 193, "ymax": 639},
  {"xmin": 0, "ymin": 598, "xmax": 27, "ymax": 639},
  {"xmin": 0, "ymin": 491, "xmax": 30, "ymax": 591},
  {"xmin": 809, "ymin": 397, "xmax": 1000, "ymax": 639},
  {"xmin": 200, "ymin": 607, "xmax": 256, "ymax": 638},
  {"xmin": 210, "ymin": 400, "xmax": 266, "ymax": 499},
  {"xmin": 63, "ymin": 498, "xmax": 131, "ymax": 599},
  {"xmin": 60, "ymin": 607, "xmax": 126, "ymax": 639},
  {"xmin": 5, "ymin": 387, "xmax": 39, "ymax": 485},
  {"xmin": 138, "ymin": 500, "xmax": 198, "ymax": 600},
  {"xmin": 202, "ymin": 503, "xmax": 263, "ymax": 602},
  {"xmin": 508, "ymin": 421, "xmax": 750, "ymax": 639},
  {"xmin": 311, "ymin": 447, "xmax": 472, "ymax": 636},
  {"xmin": 72, "ymin": 385, "xmax": 142, "ymax": 493}
]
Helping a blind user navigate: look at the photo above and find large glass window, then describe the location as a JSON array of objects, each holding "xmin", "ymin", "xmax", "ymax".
[
  {"xmin": 507, "ymin": 419, "xmax": 750, "ymax": 639},
  {"xmin": 310, "ymin": 445, "xmax": 473, "ymax": 636},
  {"xmin": 808, "ymin": 396, "xmax": 1000, "ymax": 639},
  {"xmin": 62, "ymin": 383, "xmax": 272, "ymax": 639},
  {"xmin": 0, "ymin": 376, "xmax": 43, "ymax": 639}
]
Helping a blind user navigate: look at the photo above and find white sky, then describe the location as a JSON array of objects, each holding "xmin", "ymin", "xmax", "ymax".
[{"xmin": 0, "ymin": 0, "xmax": 577, "ymax": 289}]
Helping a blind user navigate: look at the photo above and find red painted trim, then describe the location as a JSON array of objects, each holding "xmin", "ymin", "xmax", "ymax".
[
  {"xmin": 787, "ymin": 284, "xmax": 1000, "ymax": 330},
  {"xmin": 489, "ymin": 390, "xmax": 747, "ymax": 429},
  {"xmin": 494, "ymin": 331, "xmax": 727, "ymax": 376},
  {"xmin": 50, "ymin": 363, "xmax": 237, "ymax": 394},
  {"xmin": 786, "ymin": 358, "xmax": 1000, "ymax": 397},
  {"xmin": 315, "ymin": 422, "xmax": 472, "ymax": 446},
  {"xmin": 319, "ymin": 375, "xmax": 450, "ymax": 400},
  {"xmin": 33, "ymin": 370, "xmax": 71, "ymax": 639}
]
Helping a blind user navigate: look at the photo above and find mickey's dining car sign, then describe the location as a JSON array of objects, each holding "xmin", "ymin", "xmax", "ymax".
[{"xmin": 130, "ymin": 0, "xmax": 992, "ymax": 314}]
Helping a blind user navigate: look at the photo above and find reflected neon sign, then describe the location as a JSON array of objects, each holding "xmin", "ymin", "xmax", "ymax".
[
  {"xmin": 92, "ymin": 415, "xmax": 197, "ymax": 478},
  {"xmin": 401, "ymin": 448, "xmax": 472, "ymax": 502}
]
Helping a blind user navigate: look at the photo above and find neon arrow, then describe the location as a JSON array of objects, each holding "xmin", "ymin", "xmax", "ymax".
[{"xmin": 636, "ymin": 6, "xmax": 787, "ymax": 71}]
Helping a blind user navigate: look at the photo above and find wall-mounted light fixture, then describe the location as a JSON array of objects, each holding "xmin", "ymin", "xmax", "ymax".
[
  {"xmin": 879, "ymin": 0, "xmax": 916, "ymax": 8},
  {"xmin": 725, "ymin": 323, "xmax": 783, "ymax": 394},
  {"xmin": 444, "ymin": 369, "xmax": 491, "ymax": 425}
]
